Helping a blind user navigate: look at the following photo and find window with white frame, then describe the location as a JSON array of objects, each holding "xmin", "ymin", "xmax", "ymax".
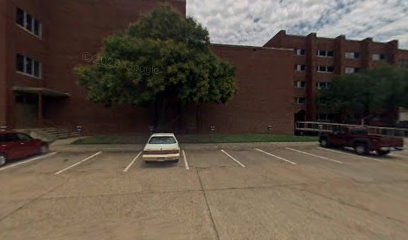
[
  {"xmin": 295, "ymin": 48, "xmax": 306, "ymax": 56},
  {"xmin": 16, "ymin": 8, "xmax": 42, "ymax": 38},
  {"xmin": 295, "ymin": 97, "xmax": 306, "ymax": 104},
  {"xmin": 317, "ymin": 65, "xmax": 334, "ymax": 73},
  {"xmin": 345, "ymin": 67, "xmax": 360, "ymax": 74},
  {"xmin": 345, "ymin": 52, "xmax": 360, "ymax": 59},
  {"xmin": 372, "ymin": 53, "xmax": 385, "ymax": 61},
  {"xmin": 295, "ymin": 64, "xmax": 306, "ymax": 72},
  {"xmin": 16, "ymin": 54, "xmax": 42, "ymax": 78},
  {"xmin": 317, "ymin": 50, "xmax": 334, "ymax": 57},
  {"xmin": 294, "ymin": 81, "xmax": 306, "ymax": 88},
  {"xmin": 316, "ymin": 82, "xmax": 332, "ymax": 90}
]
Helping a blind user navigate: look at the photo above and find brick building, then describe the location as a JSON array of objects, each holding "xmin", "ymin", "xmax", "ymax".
[
  {"xmin": 1, "ymin": 0, "xmax": 407, "ymax": 135},
  {"xmin": 264, "ymin": 30, "xmax": 408, "ymax": 124}
]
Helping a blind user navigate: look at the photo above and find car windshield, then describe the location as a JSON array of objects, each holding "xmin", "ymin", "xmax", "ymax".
[{"xmin": 148, "ymin": 136, "xmax": 176, "ymax": 144}]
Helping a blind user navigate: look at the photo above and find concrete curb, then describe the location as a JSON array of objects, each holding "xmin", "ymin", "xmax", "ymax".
[{"xmin": 50, "ymin": 142, "xmax": 318, "ymax": 153}]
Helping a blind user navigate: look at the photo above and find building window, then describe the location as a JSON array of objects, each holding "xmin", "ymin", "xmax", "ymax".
[
  {"xmin": 345, "ymin": 67, "xmax": 360, "ymax": 74},
  {"xmin": 295, "ymin": 49, "xmax": 305, "ymax": 56},
  {"xmin": 345, "ymin": 52, "xmax": 360, "ymax": 59},
  {"xmin": 294, "ymin": 81, "xmax": 306, "ymax": 88},
  {"xmin": 317, "ymin": 82, "xmax": 332, "ymax": 90},
  {"xmin": 295, "ymin": 64, "xmax": 306, "ymax": 72},
  {"xmin": 16, "ymin": 8, "xmax": 24, "ymax": 26},
  {"xmin": 317, "ymin": 50, "xmax": 334, "ymax": 57},
  {"xmin": 317, "ymin": 65, "xmax": 334, "ymax": 73},
  {"xmin": 16, "ymin": 54, "xmax": 42, "ymax": 79},
  {"xmin": 372, "ymin": 53, "xmax": 385, "ymax": 61},
  {"xmin": 16, "ymin": 54, "xmax": 25, "ymax": 72},
  {"xmin": 295, "ymin": 97, "xmax": 306, "ymax": 104},
  {"xmin": 15, "ymin": 8, "xmax": 42, "ymax": 38}
]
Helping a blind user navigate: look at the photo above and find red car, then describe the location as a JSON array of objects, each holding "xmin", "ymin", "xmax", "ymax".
[{"xmin": 0, "ymin": 131, "xmax": 49, "ymax": 166}]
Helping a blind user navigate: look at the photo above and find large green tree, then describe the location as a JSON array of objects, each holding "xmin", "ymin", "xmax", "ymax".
[
  {"xmin": 318, "ymin": 65, "xmax": 408, "ymax": 124},
  {"xmin": 75, "ymin": 5, "xmax": 236, "ymax": 130}
]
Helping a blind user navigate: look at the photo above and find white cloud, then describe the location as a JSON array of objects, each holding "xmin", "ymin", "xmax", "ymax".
[{"xmin": 187, "ymin": 0, "xmax": 408, "ymax": 49}]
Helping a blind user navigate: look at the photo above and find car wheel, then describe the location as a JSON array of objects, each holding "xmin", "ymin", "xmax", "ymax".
[
  {"xmin": 40, "ymin": 145, "xmax": 49, "ymax": 154},
  {"xmin": 0, "ymin": 154, "xmax": 6, "ymax": 167},
  {"xmin": 354, "ymin": 144, "xmax": 368, "ymax": 155},
  {"xmin": 377, "ymin": 150, "xmax": 390, "ymax": 156},
  {"xmin": 320, "ymin": 138, "xmax": 329, "ymax": 148}
]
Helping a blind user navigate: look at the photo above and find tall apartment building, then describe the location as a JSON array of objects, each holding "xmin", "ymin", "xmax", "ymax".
[{"xmin": 264, "ymin": 30, "xmax": 408, "ymax": 123}]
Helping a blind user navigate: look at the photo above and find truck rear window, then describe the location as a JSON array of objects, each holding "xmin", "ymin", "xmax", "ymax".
[
  {"xmin": 350, "ymin": 129, "xmax": 368, "ymax": 135},
  {"xmin": 148, "ymin": 136, "xmax": 177, "ymax": 144}
]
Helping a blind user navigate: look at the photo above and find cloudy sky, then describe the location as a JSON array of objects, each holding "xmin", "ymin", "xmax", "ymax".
[{"xmin": 187, "ymin": 0, "xmax": 408, "ymax": 49}]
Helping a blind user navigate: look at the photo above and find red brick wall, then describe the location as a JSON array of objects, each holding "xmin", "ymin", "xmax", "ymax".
[
  {"xmin": 264, "ymin": 31, "xmax": 401, "ymax": 122},
  {"xmin": 0, "ymin": 0, "xmax": 7, "ymax": 126},
  {"xmin": 5, "ymin": 0, "xmax": 185, "ymax": 133},
  {"xmin": 201, "ymin": 45, "xmax": 295, "ymax": 134}
]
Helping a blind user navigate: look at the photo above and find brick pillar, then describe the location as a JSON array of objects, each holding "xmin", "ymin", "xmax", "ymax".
[{"xmin": 362, "ymin": 38, "xmax": 373, "ymax": 69}]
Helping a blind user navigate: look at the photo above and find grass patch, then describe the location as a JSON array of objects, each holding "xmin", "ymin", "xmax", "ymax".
[{"xmin": 73, "ymin": 134, "xmax": 318, "ymax": 144}]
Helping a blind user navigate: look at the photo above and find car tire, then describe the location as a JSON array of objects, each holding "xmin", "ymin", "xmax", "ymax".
[
  {"xmin": 320, "ymin": 138, "xmax": 330, "ymax": 148},
  {"xmin": 40, "ymin": 145, "xmax": 49, "ymax": 154},
  {"xmin": 0, "ymin": 154, "xmax": 6, "ymax": 167},
  {"xmin": 354, "ymin": 143, "xmax": 369, "ymax": 155},
  {"xmin": 377, "ymin": 150, "xmax": 390, "ymax": 156}
]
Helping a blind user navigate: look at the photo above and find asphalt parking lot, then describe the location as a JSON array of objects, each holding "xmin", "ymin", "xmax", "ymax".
[{"xmin": 1, "ymin": 143, "xmax": 408, "ymax": 240}]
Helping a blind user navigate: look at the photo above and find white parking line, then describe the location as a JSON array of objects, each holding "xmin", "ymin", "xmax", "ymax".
[
  {"xmin": 55, "ymin": 151, "xmax": 102, "ymax": 175},
  {"xmin": 317, "ymin": 147, "xmax": 384, "ymax": 162},
  {"xmin": 182, "ymin": 150, "xmax": 190, "ymax": 170},
  {"xmin": 0, "ymin": 152, "xmax": 57, "ymax": 172},
  {"xmin": 254, "ymin": 148, "xmax": 297, "ymax": 165},
  {"xmin": 123, "ymin": 152, "xmax": 141, "ymax": 173},
  {"xmin": 286, "ymin": 147, "xmax": 343, "ymax": 164},
  {"xmin": 220, "ymin": 149, "xmax": 246, "ymax": 168}
]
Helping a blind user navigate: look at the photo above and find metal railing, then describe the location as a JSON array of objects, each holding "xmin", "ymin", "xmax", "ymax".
[{"xmin": 296, "ymin": 121, "xmax": 408, "ymax": 137}]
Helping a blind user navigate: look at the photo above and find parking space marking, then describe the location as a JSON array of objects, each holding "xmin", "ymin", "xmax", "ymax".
[
  {"xmin": 123, "ymin": 152, "xmax": 142, "ymax": 173},
  {"xmin": 0, "ymin": 152, "xmax": 57, "ymax": 172},
  {"xmin": 286, "ymin": 147, "xmax": 343, "ymax": 164},
  {"xmin": 182, "ymin": 150, "xmax": 190, "ymax": 170},
  {"xmin": 220, "ymin": 150, "xmax": 246, "ymax": 167},
  {"xmin": 55, "ymin": 151, "xmax": 102, "ymax": 175},
  {"xmin": 317, "ymin": 147, "xmax": 384, "ymax": 162},
  {"xmin": 254, "ymin": 148, "xmax": 297, "ymax": 165}
]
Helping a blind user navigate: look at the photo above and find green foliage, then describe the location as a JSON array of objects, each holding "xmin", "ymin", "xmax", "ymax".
[
  {"xmin": 318, "ymin": 65, "xmax": 408, "ymax": 120},
  {"xmin": 75, "ymin": 5, "xmax": 237, "ymax": 108}
]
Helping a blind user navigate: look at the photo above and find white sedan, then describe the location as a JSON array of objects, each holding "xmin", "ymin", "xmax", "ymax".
[{"xmin": 142, "ymin": 133, "xmax": 180, "ymax": 163}]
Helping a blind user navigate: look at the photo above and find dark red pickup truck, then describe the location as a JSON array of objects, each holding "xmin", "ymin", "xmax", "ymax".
[{"xmin": 319, "ymin": 127, "xmax": 404, "ymax": 156}]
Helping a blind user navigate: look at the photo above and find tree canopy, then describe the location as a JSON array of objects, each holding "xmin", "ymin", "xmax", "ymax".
[
  {"xmin": 318, "ymin": 65, "xmax": 408, "ymax": 122},
  {"xmin": 74, "ymin": 5, "xmax": 237, "ymax": 128}
]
